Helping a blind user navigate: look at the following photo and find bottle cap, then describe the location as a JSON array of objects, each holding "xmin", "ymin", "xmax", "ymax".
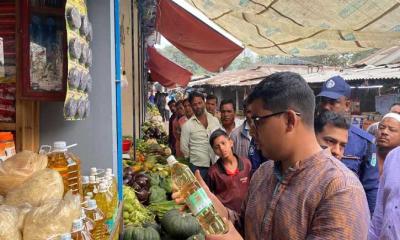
[
  {"xmin": 89, "ymin": 176, "xmax": 96, "ymax": 184},
  {"xmin": 106, "ymin": 176, "xmax": 112, "ymax": 183},
  {"xmin": 166, "ymin": 155, "xmax": 177, "ymax": 166},
  {"xmin": 53, "ymin": 141, "xmax": 67, "ymax": 151},
  {"xmin": 72, "ymin": 219, "xmax": 83, "ymax": 232},
  {"xmin": 82, "ymin": 176, "xmax": 89, "ymax": 184},
  {"xmin": 98, "ymin": 182, "xmax": 107, "ymax": 192},
  {"xmin": 60, "ymin": 233, "xmax": 72, "ymax": 240},
  {"xmin": 88, "ymin": 199, "xmax": 97, "ymax": 209},
  {"xmin": 90, "ymin": 167, "xmax": 97, "ymax": 175}
]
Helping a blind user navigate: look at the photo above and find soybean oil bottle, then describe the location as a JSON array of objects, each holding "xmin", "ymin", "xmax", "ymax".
[
  {"xmin": 71, "ymin": 218, "xmax": 92, "ymax": 240},
  {"xmin": 46, "ymin": 142, "xmax": 69, "ymax": 193},
  {"xmin": 82, "ymin": 176, "xmax": 89, "ymax": 196},
  {"xmin": 60, "ymin": 233, "xmax": 72, "ymax": 240},
  {"xmin": 94, "ymin": 182, "xmax": 112, "ymax": 220},
  {"xmin": 167, "ymin": 155, "xmax": 228, "ymax": 235},
  {"xmin": 46, "ymin": 141, "xmax": 83, "ymax": 196},
  {"xmin": 105, "ymin": 168, "xmax": 118, "ymax": 212},
  {"xmin": 81, "ymin": 208, "xmax": 94, "ymax": 237},
  {"xmin": 84, "ymin": 176, "xmax": 98, "ymax": 197},
  {"xmin": 85, "ymin": 199, "xmax": 108, "ymax": 240}
]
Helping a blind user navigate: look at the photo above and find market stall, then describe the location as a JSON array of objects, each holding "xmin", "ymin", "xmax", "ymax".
[
  {"xmin": 0, "ymin": 0, "xmax": 125, "ymax": 239},
  {"xmin": 121, "ymin": 105, "xmax": 207, "ymax": 240}
]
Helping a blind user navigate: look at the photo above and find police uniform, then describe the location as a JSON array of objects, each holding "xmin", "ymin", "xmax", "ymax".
[
  {"xmin": 318, "ymin": 75, "xmax": 379, "ymax": 215},
  {"xmin": 342, "ymin": 125, "xmax": 379, "ymax": 215},
  {"xmin": 248, "ymin": 138, "xmax": 268, "ymax": 175}
]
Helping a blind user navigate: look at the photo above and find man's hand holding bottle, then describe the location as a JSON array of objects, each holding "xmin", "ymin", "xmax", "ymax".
[{"xmin": 171, "ymin": 170, "xmax": 243, "ymax": 240}]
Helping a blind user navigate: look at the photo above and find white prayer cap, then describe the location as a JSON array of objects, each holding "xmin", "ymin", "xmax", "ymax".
[{"xmin": 382, "ymin": 113, "xmax": 400, "ymax": 122}]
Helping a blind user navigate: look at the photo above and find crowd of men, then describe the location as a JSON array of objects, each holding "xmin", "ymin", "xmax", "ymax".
[{"xmin": 165, "ymin": 72, "xmax": 400, "ymax": 240}]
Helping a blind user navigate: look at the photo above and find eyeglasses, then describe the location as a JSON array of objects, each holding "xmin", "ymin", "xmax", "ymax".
[{"xmin": 251, "ymin": 111, "xmax": 301, "ymax": 129}]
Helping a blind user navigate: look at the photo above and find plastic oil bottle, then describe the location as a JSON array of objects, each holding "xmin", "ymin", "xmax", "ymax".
[
  {"xmin": 81, "ymin": 208, "xmax": 94, "ymax": 236},
  {"xmin": 105, "ymin": 168, "xmax": 118, "ymax": 212},
  {"xmin": 60, "ymin": 233, "xmax": 72, "ymax": 240},
  {"xmin": 66, "ymin": 145, "xmax": 83, "ymax": 197},
  {"xmin": 94, "ymin": 182, "xmax": 112, "ymax": 220},
  {"xmin": 46, "ymin": 142, "xmax": 69, "ymax": 193},
  {"xmin": 47, "ymin": 141, "xmax": 82, "ymax": 196},
  {"xmin": 82, "ymin": 176, "xmax": 89, "ymax": 196},
  {"xmin": 85, "ymin": 199, "xmax": 108, "ymax": 240},
  {"xmin": 166, "ymin": 155, "xmax": 228, "ymax": 235},
  {"xmin": 71, "ymin": 218, "xmax": 93, "ymax": 240},
  {"xmin": 84, "ymin": 176, "xmax": 98, "ymax": 197}
]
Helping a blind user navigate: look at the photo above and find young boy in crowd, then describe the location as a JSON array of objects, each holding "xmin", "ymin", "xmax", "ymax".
[{"xmin": 206, "ymin": 129, "xmax": 252, "ymax": 213}]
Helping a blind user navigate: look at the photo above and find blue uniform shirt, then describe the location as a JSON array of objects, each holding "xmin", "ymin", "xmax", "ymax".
[
  {"xmin": 248, "ymin": 138, "xmax": 268, "ymax": 175},
  {"xmin": 342, "ymin": 125, "xmax": 379, "ymax": 215}
]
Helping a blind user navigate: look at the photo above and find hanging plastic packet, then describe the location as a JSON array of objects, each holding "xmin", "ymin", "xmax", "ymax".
[{"xmin": 64, "ymin": 0, "xmax": 92, "ymax": 121}]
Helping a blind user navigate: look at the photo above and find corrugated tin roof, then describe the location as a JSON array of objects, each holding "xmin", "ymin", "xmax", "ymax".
[
  {"xmin": 353, "ymin": 46, "xmax": 400, "ymax": 66},
  {"xmin": 189, "ymin": 64, "xmax": 338, "ymax": 87},
  {"xmin": 304, "ymin": 64, "xmax": 400, "ymax": 83},
  {"xmin": 189, "ymin": 64, "xmax": 400, "ymax": 87}
]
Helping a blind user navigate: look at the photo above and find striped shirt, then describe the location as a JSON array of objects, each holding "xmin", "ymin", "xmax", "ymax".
[{"xmin": 229, "ymin": 149, "xmax": 370, "ymax": 240}]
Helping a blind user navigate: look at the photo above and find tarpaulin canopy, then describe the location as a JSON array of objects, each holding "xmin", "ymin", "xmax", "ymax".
[
  {"xmin": 147, "ymin": 46, "xmax": 193, "ymax": 88},
  {"xmin": 188, "ymin": 0, "xmax": 400, "ymax": 56},
  {"xmin": 156, "ymin": 0, "xmax": 244, "ymax": 72}
]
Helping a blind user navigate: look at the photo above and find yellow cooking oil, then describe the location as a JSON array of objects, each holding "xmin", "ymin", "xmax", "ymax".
[
  {"xmin": 167, "ymin": 155, "xmax": 228, "ymax": 235},
  {"xmin": 94, "ymin": 182, "xmax": 112, "ymax": 220},
  {"xmin": 105, "ymin": 168, "xmax": 118, "ymax": 213},
  {"xmin": 85, "ymin": 199, "xmax": 109, "ymax": 240},
  {"xmin": 47, "ymin": 142, "xmax": 82, "ymax": 196},
  {"xmin": 84, "ymin": 176, "xmax": 98, "ymax": 197},
  {"xmin": 82, "ymin": 176, "xmax": 89, "ymax": 197},
  {"xmin": 71, "ymin": 218, "xmax": 92, "ymax": 240},
  {"xmin": 66, "ymin": 151, "xmax": 83, "ymax": 196}
]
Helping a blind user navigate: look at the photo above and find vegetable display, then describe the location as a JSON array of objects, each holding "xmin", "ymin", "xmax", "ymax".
[
  {"xmin": 123, "ymin": 117, "xmax": 203, "ymax": 239},
  {"xmin": 123, "ymin": 169, "xmax": 151, "ymax": 204},
  {"xmin": 147, "ymin": 201, "xmax": 180, "ymax": 220},
  {"xmin": 161, "ymin": 209, "xmax": 202, "ymax": 239},
  {"xmin": 149, "ymin": 185, "xmax": 167, "ymax": 204},
  {"xmin": 142, "ymin": 120, "xmax": 168, "ymax": 145},
  {"xmin": 123, "ymin": 186, "xmax": 155, "ymax": 227},
  {"xmin": 123, "ymin": 226, "xmax": 160, "ymax": 240}
]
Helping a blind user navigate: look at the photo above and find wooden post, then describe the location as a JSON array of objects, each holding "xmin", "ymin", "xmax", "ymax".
[{"xmin": 15, "ymin": 99, "xmax": 40, "ymax": 152}]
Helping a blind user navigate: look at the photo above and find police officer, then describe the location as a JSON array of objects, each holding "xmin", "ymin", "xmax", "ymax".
[{"xmin": 317, "ymin": 75, "xmax": 379, "ymax": 215}]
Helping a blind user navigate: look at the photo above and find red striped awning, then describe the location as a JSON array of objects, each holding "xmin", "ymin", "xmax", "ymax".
[
  {"xmin": 156, "ymin": 0, "xmax": 243, "ymax": 72},
  {"xmin": 146, "ymin": 46, "xmax": 192, "ymax": 88}
]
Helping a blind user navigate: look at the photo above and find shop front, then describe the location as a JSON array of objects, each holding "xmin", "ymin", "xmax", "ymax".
[{"xmin": 0, "ymin": 0, "xmax": 127, "ymax": 239}]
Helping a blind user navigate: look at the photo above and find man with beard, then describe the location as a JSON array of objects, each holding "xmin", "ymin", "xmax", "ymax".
[
  {"xmin": 220, "ymin": 99, "xmax": 237, "ymax": 136},
  {"xmin": 181, "ymin": 92, "xmax": 221, "ymax": 179},
  {"xmin": 367, "ymin": 102, "xmax": 400, "ymax": 137},
  {"xmin": 317, "ymin": 75, "xmax": 379, "ymax": 214},
  {"xmin": 375, "ymin": 113, "xmax": 400, "ymax": 176}
]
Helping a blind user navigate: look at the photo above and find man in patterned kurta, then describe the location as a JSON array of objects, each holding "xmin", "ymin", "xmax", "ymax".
[{"xmin": 175, "ymin": 72, "xmax": 370, "ymax": 240}]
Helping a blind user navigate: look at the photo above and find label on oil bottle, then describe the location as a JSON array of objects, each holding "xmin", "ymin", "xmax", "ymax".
[
  {"xmin": 186, "ymin": 188, "xmax": 212, "ymax": 216},
  {"xmin": 67, "ymin": 157, "xmax": 77, "ymax": 166}
]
